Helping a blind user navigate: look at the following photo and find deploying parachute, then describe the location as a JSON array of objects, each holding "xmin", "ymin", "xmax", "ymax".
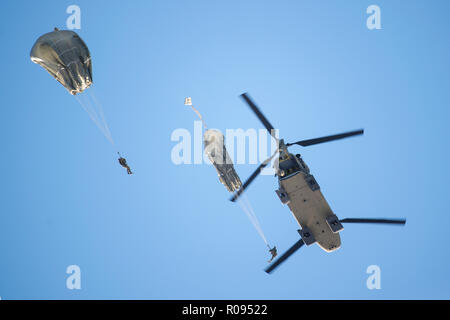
[
  {"xmin": 184, "ymin": 97, "xmax": 242, "ymax": 192},
  {"xmin": 203, "ymin": 129, "xmax": 242, "ymax": 193},
  {"xmin": 184, "ymin": 98, "xmax": 274, "ymax": 256},
  {"xmin": 30, "ymin": 28, "xmax": 92, "ymax": 95}
]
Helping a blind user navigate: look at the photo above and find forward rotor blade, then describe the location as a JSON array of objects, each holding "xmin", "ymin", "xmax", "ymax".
[
  {"xmin": 230, "ymin": 151, "xmax": 277, "ymax": 202},
  {"xmin": 340, "ymin": 218, "xmax": 406, "ymax": 225},
  {"xmin": 265, "ymin": 239, "xmax": 304, "ymax": 274},
  {"xmin": 240, "ymin": 93, "xmax": 278, "ymax": 140},
  {"xmin": 287, "ymin": 129, "xmax": 364, "ymax": 147}
]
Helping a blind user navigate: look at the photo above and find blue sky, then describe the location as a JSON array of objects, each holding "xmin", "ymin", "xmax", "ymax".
[{"xmin": 0, "ymin": 0, "xmax": 449, "ymax": 299}]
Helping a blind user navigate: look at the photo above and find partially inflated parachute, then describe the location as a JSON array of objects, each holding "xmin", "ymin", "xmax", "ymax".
[
  {"xmin": 30, "ymin": 28, "xmax": 92, "ymax": 95},
  {"xmin": 204, "ymin": 129, "xmax": 242, "ymax": 193},
  {"xmin": 184, "ymin": 97, "xmax": 272, "ymax": 250}
]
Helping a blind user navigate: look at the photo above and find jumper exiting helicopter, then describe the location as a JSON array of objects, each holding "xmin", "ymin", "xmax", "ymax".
[{"xmin": 230, "ymin": 93, "xmax": 406, "ymax": 274}]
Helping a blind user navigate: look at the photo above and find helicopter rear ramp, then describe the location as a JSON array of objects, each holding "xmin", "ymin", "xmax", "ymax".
[{"xmin": 279, "ymin": 171, "xmax": 341, "ymax": 252}]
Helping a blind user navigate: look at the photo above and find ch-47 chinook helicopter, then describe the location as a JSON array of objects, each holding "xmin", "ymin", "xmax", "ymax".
[{"xmin": 230, "ymin": 93, "xmax": 406, "ymax": 274}]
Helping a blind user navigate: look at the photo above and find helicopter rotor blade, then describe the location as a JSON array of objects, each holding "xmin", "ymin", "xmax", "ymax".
[
  {"xmin": 240, "ymin": 93, "xmax": 278, "ymax": 141},
  {"xmin": 286, "ymin": 129, "xmax": 364, "ymax": 147},
  {"xmin": 265, "ymin": 239, "xmax": 305, "ymax": 274},
  {"xmin": 230, "ymin": 151, "xmax": 278, "ymax": 202},
  {"xmin": 340, "ymin": 218, "xmax": 406, "ymax": 225}
]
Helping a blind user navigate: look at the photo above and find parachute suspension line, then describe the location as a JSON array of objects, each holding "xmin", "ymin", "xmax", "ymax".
[
  {"xmin": 80, "ymin": 92, "xmax": 103, "ymax": 133},
  {"xmin": 88, "ymin": 89, "xmax": 115, "ymax": 146},
  {"xmin": 74, "ymin": 92, "xmax": 115, "ymax": 147},
  {"xmin": 75, "ymin": 94, "xmax": 107, "ymax": 137},
  {"xmin": 237, "ymin": 193, "xmax": 269, "ymax": 247},
  {"xmin": 86, "ymin": 89, "xmax": 115, "ymax": 146}
]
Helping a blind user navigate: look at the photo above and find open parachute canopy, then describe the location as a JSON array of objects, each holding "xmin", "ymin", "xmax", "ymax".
[{"xmin": 30, "ymin": 29, "xmax": 92, "ymax": 95}]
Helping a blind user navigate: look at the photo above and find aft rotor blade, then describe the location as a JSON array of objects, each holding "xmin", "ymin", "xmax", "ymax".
[
  {"xmin": 287, "ymin": 129, "xmax": 364, "ymax": 147},
  {"xmin": 230, "ymin": 151, "xmax": 277, "ymax": 202},
  {"xmin": 340, "ymin": 218, "xmax": 406, "ymax": 225},
  {"xmin": 265, "ymin": 239, "xmax": 304, "ymax": 274},
  {"xmin": 240, "ymin": 93, "xmax": 277, "ymax": 140}
]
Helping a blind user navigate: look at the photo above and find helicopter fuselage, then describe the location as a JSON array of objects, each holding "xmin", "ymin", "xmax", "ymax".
[
  {"xmin": 275, "ymin": 141, "xmax": 342, "ymax": 252},
  {"xmin": 230, "ymin": 92, "xmax": 402, "ymax": 273}
]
